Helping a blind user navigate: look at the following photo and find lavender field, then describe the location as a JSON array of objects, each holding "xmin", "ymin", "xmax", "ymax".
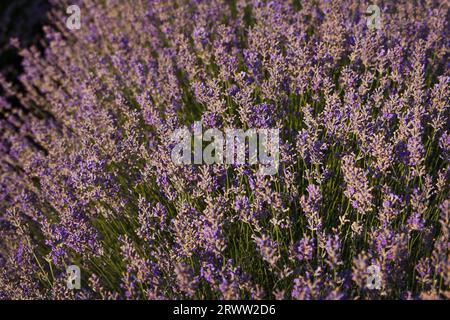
[{"xmin": 0, "ymin": 0, "xmax": 448, "ymax": 300}]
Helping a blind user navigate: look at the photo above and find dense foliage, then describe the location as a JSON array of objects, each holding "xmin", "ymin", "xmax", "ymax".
[{"xmin": 0, "ymin": 0, "xmax": 448, "ymax": 299}]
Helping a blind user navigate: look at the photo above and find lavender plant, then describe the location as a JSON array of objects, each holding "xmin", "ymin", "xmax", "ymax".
[{"xmin": 0, "ymin": 0, "xmax": 448, "ymax": 300}]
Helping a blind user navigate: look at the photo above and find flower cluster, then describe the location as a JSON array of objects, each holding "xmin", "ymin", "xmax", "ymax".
[{"xmin": 0, "ymin": 0, "xmax": 448, "ymax": 300}]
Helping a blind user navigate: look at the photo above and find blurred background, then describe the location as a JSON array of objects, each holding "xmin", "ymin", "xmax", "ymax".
[{"xmin": 0, "ymin": 0, "xmax": 50, "ymax": 82}]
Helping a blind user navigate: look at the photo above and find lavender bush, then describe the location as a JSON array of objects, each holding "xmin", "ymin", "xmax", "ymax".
[{"xmin": 0, "ymin": 0, "xmax": 448, "ymax": 300}]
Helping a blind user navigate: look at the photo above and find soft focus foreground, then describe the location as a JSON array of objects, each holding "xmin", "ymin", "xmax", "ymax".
[{"xmin": 0, "ymin": 0, "xmax": 448, "ymax": 299}]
